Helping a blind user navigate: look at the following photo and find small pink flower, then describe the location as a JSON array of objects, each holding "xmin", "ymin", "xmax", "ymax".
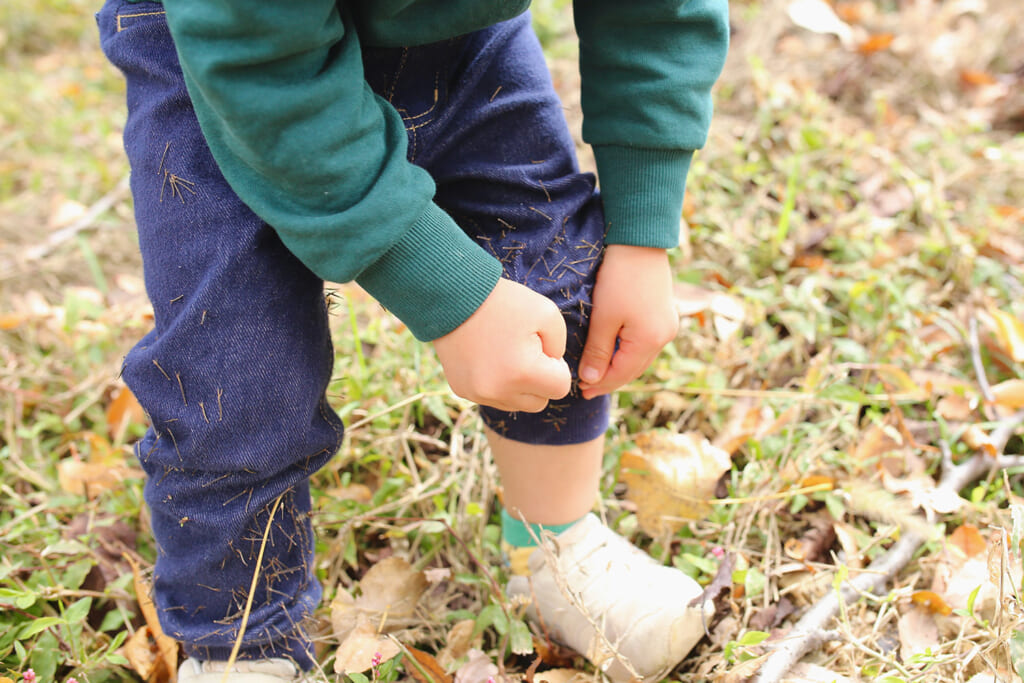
[
  {"xmin": 487, "ymin": 678, "xmax": 496, "ymax": 683},
  {"xmin": 371, "ymin": 652, "xmax": 382, "ymax": 668},
  {"xmin": 23, "ymin": 670, "xmax": 36, "ymax": 683},
  {"xmin": 68, "ymin": 678, "xmax": 78, "ymax": 683},
  {"xmin": 711, "ymin": 546, "xmax": 725, "ymax": 559}
]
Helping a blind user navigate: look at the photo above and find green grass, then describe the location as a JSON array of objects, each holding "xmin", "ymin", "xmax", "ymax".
[{"xmin": 2, "ymin": 0, "xmax": 1023, "ymax": 682}]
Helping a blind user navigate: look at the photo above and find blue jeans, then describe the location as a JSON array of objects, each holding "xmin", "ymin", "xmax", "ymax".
[{"xmin": 98, "ymin": 0, "xmax": 609, "ymax": 667}]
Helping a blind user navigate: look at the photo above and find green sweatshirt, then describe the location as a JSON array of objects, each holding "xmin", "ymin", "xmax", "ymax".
[{"xmin": 157, "ymin": 0, "xmax": 729, "ymax": 340}]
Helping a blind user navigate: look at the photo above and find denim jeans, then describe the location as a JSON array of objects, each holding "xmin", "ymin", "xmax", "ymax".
[{"xmin": 98, "ymin": 0, "xmax": 609, "ymax": 667}]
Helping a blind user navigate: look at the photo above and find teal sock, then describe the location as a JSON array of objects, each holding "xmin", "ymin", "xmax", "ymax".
[{"xmin": 501, "ymin": 509, "xmax": 581, "ymax": 548}]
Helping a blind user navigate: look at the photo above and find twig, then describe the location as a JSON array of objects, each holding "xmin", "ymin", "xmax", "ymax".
[
  {"xmin": 23, "ymin": 174, "xmax": 131, "ymax": 262},
  {"xmin": 968, "ymin": 317, "xmax": 995, "ymax": 404},
  {"xmin": 754, "ymin": 410, "xmax": 1024, "ymax": 683}
]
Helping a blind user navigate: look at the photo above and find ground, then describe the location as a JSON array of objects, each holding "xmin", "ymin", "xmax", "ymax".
[{"xmin": 1, "ymin": 0, "xmax": 1023, "ymax": 682}]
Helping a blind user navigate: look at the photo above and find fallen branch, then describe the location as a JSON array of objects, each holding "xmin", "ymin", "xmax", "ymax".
[
  {"xmin": 23, "ymin": 173, "xmax": 131, "ymax": 262},
  {"xmin": 754, "ymin": 411, "xmax": 1024, "ymax": 683}
]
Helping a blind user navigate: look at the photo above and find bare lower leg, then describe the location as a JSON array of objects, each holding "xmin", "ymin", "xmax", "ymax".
[{"xmin": 485, "ymin": 427, "xmax": 603, "ymax": 526}]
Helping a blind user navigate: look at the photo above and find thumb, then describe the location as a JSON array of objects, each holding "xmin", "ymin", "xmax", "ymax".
[{"xmin": 579, "ymin": 308, "xmax": 619, "ymax": 385}]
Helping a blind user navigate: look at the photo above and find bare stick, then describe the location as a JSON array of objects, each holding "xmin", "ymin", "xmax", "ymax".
[
  {"xmin": 754, "ymin": 412, "xmax": 1024, "ymax": 683},
  {"xmin": 24, "ymin": 173, "xmax": 131, "ymax": 262}
]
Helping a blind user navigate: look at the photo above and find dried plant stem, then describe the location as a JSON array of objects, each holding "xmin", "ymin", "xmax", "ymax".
[
  {"xmin": 222, "ymin": 493, "xmax": 284, "ymax": 683},
  {"xmin": 754, "ymin": 411, "xmax": 1024, "ymax": 683}
]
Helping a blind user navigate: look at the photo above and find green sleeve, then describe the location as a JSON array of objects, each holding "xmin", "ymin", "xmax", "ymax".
[
  {"xmin": 574, "ymin": 0, "xmax": 730, "ymax": 248},
  {"xmin": 162, "ymin": 0, "xmax": 501, "ymax": 341}
]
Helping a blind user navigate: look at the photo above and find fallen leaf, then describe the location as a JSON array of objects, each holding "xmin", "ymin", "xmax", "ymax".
[
  {"xmin": 897, "ymin": 607, "xmax": 940, "ymax": 662},
  {"xmin": 962, "ymin": 425, "xmax": 998, "ymax": 456},
  {"xmin": 619, "ymin": 432, "xmax": 731, "ymax": 537},
  {"xmin": 124, "ymin": 555, "xmax": 177, "ymax": 682},
  {"xmin": 533, "ymin": 669, "xmax": 590, "ymax": 683},
  {"xmin": 991, "ymin": 379, "xmax": 1024, "ymax": 409},
  {"xmin": 437, "ymin": 620, "xmax": 478, "ymax": 670},
  {"xmin": 327, "ymin": 483, "xmax": 374, "ymax": 504},
  {"xmin": 405, "ymin": 647, "xmax": 453, "ymax": 683},
  {"xmin": 674, "ymin": 283, "xmax": 746, "ymax": 340},
  {"xmin": 857, "ymin": 33, "xmax": 894, "ymax": 54},
  {"xmin": 58, "ymin": 459, "xmax": 140, "ymax": 499},
  {"xmin": 106, "ymin": 386, "xmax": 147, "ymax": 438},
  {"xmin": 453, "ymin": 649, "xmax": 498, "ymax": 683},
  {"xmin": 784, "ymin": 513, "xmax": 837, "ymax": 564},
  {"xmin": 120, "ymin": 626, "xmax": 175, "ymax": 683},
  {"xmin": 950, "ymin": 524, "xmax": 987, "ymax": 558},
  {"xmin": 786, "ymin": 0, "xmax": 855, "ymax": 47},
  {"xmin": 330, "ymin": 556, "xmax": 428, "ymax": 640},
  {"xmin": 333, "ymin": 623, "xmax": 402, "ymax": 674},
  {"xmin": 782, "ymin": 662, "xmax": 857, "ymax": 682},
  {"xmin": 910, "ymin": 590, "xmax": 952, "ymax": 616},
  {"xmin": 987, "ymin": 308, "xmax": 1024, "ymax": 362},
  {"xmin": 960, "ymin": 70, "xmax": 999, "ymax": 87},
  {"xmin": 935, "ymin": 395, "xmax": 973, "ymax": 421}
]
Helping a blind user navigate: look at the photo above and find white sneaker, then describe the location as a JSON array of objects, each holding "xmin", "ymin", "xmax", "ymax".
[
  {"xmin": 177, "ymin": 658, "xmax": 301, "ymax": 683},
  {"xmin": 506, "ymin": 514, "xmax": 712, "ymax": 682}
]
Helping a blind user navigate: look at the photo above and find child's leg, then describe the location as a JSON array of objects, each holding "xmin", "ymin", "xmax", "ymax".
[
  {"xmin": 97, "ymin": 1, "xmax": 342, "ymax": 668},
  {"xmin": 485, "ymin": 429, "xmax": 603, "ymax": 526},
  {"xmin": 366, "ymin": 16, "xmax": 708, "ymax": 680}
]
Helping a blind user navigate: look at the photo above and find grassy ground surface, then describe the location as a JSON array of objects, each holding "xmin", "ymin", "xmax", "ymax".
[{"xmin": 2, "ymin": 0, "xmax": 1023, "ymax": 682}]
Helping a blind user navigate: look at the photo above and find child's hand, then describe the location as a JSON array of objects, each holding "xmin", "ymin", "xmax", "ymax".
[
  {"xmin": 433, "ymin": 278, "xmax": 573, "ymax": 413},
  {"xmin": 578, "ymin": 245, "xmax": 679, "ymax": 400}
]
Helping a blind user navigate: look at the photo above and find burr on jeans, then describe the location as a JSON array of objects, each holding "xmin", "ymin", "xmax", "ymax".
[{"xmin": 98, "ymin": 0, "xmax": 610, "ymax": 667}]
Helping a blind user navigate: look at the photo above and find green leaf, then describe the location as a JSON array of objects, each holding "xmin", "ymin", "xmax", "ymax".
[
  {"xmin": 738, "ymin": 630, "xmax": 769, "ymax": 646},
  {"xmin": 19, "ymin": 616, "xmax": 64, "ymax": 638},
  {"xmin": 475, "ymin": 603, "xmax": 509, "ymax": 636},
  {"xmin": 347, "ymin": 672, "xmax": 370, "ymax": 683},
  {"xmin": 819, "ymin": 383, "xmax": 869, "ymax": 404},
  {"xmin": 30, "ymin": 631, "xmax": 60, "ymax": 683},
  {"xmin": 509, "ymin": 618, "xmax": 534, "ymax": 655},
  {"xmin": 63, "ymin": 596, "xmax": 92, "ymax": 625},
  {"xmin": 1011, "ymin": 629, "xmax": 1024, "ymax": 680}
]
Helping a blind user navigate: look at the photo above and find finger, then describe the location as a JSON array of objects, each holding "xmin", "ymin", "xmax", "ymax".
[
  {"xmin": 537, "ymin": 302, "xmax": 568, "ymax": 360},
  {"xmin": 523, "ymin": 353, "xmax": 573, "ymax": 400},
  {"xmin": 578, "ymin": 307, "xmax": 620, "ymax": 386},
  {"xmin": 579, "ymin": 338, "xmax": 653, "ymax": 399}
]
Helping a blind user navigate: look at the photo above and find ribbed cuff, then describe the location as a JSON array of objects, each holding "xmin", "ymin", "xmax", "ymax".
[
  {"xmin": 501, "ymin": 508, "xmax": 581, "ymax": 548},
  {"xmin": 592, "ymin": 145, "xmax": 694, "ymax": 249},
  {"xmin": 356, "ymin": 202, "xmax": 503, "ymax": 341}
]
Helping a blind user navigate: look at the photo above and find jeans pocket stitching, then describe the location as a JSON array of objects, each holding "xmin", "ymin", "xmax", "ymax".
[{"xmin": 116, "ymin": 9, "xmax": 166, "ymax": 32}]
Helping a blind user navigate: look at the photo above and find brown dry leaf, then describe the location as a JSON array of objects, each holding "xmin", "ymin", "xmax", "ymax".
[
  {"xmin": 333, "ymin": 623, "xmax": 402, "ymax": 674},
  {"xmin": 533, "ymin": 669, "xmax": 590, "ymax": 683},
  {"xmin": 58, "ymin": 458, "xmax": 140, "ymax": 499},
  {"xmin": 436, "ymin": 620, "xmax": 478, "ymax": 670},
  {"xmin": 962, "ymin": 425, "xmax": 998, "ymax": 456},
  {"xmin": 124, "ymin": 554, "xmax": 178, "ymax": 682},
  {"xmin": 991, "ymin": 379, "xmax": 1024, "ymax": 409},
  {"xmin": 327, "ymin": 483, "xmax": 374, "ymax": 504},
  {"xmin": 935, "ymin": 394, "xmax": 973, "ymax": 421},
  {"xmin": 106, "ymin": 385, "xmax": 147, "ymax": 438},
  {"xmin": 857, "ymin": 33, "xmax": 894, "ymax": 54},
  {"xmin": 949, "ymin": 524, "xmax": 987, "ymax": 558},
  {"xmin": 833, "ymin": 521, "xmax": 863, "ymax": 569},
  {"xmin": 910, "ymin": 590, "xmax": 952, "ymax": 616},
  {"xmin": 897, "ymin": 607, "xmax": 940, "ymax": 663},
  {"xmin": 619, "ymin": 431, "xmax": 731, "ymax": 537},
  {"xmin": 852, "ymin": 419, "xmax": 904, "ymax": 463},
  {"xmin": 453, "ymin": 649, "xmax": 499, "ymax": 683},
  {"xmin": 783, "ymin": 513, "xmax": 837, "ymax": 564},
  {"xmin": 782, "ymin": 663, "xmax": 856, "ymax": 683},
  {"xmin": 330, "ymin": 556, "xmax": 428, "ymax": 639},
  {"xmin": 713, "ymin": 400, "xmax": 799, "ymax": 456},
  {"xmin": 0, "ymin": 313, "xmax": 28, "ymax": 330},
  {"xmin": 673, "ymin": 283, "xmax": 745, "ymax": 340},
  {"xmin": 405, "ymin": 647, "xmax": 453, "ymax": 683},
  {"xmin": 960, "ymin": 70, "xmax": 999, "ymax": 87},
  {"xmin": 986, "ymin": 308, "xmax": 1024, "ymax": 362},
  {"xmin": 120, "ymin": 626, "xmax": 175, "ymax": 683}
]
